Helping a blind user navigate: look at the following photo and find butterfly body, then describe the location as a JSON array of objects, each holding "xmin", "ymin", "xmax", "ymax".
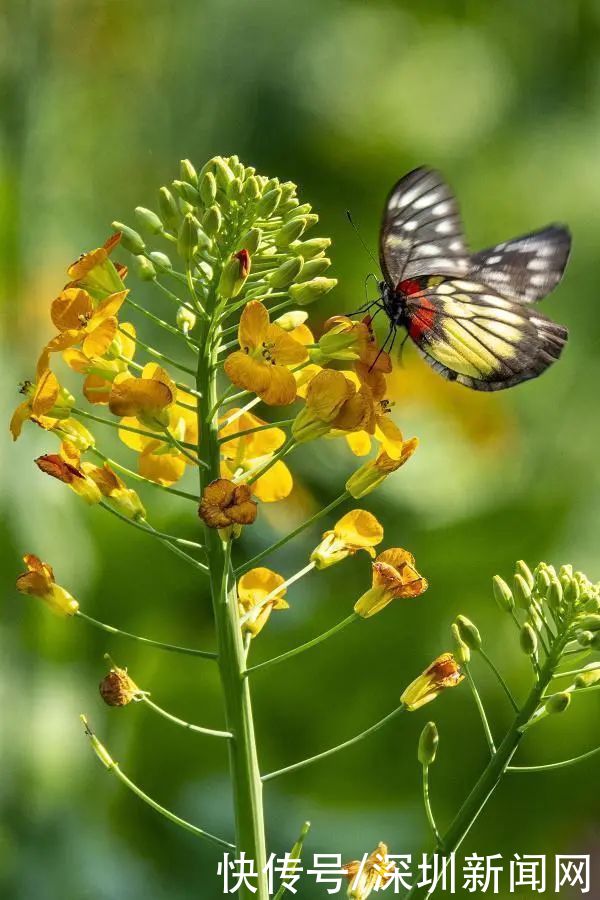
[{"xmin": 376, "ymin": 167, "xmax": 571, "ymax": 390}]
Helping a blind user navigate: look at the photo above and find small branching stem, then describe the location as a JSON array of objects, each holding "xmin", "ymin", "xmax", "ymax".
[
  {"xmin": 141, "ymin": 696, "xmax": 232, "ymax": 739},
  {"xmin": 75, "ymin": 610, "xmax": 217, "ymax": 659},
  {"xmin": 464, "ymin": 663, "xmax": 496, "ymax": 755},
  {"xmin": 245, "ymin": 613, "xmax": 358, "ymax": 676}
]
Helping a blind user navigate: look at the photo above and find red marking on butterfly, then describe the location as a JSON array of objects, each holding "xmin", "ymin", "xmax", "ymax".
[
  {"xmin": 397, "ymin": 278, "xmax": 423, "ymax": 296},
  {"xmin": 407, "ymin": 296, "xmax": 437, "ymax": 341}
]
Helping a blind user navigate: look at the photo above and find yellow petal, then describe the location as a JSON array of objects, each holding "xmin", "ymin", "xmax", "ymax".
[
  {"xmin": 51, "ymin": 288, "xmax": 93, "ymax": 331},
  {"xmin": 259, "ymin": 364, "xmax": 298, "ymax": 406},
  {"xmin": 238, "ymin": 300, "xmax": 269, "ymax": 351},
  {"xmin": 83, "ymin": 373, "xmax": 113, "ymax": 405},
  {"xmin": 345, "ymin": 430, "xmax": 372, "ymax": 457},
  {"xmin": 306, "ymin": 369, "xmax": 352, "ymax": 421},
  {"xmin": 238, "ymin": 567, "xmax": 286, "ymax": 606},
  {"xmin": 118, "ymin": 322, "xmax": 137, "ymax": 361},
  {"xmin": 10, "ymin": 400, "xmax": 31, "ymax": 440},
  {"xmin": 253, "ymin": 460, "xmax": 293, "ymax": 502},
  {"xmin": 374, "ymin": 415, "xmax": 405, "ymax": 459},
  {"xmin": 118, "ymin": 416, "xmax": 154, "ymax": 451},
  {"xmin": 224, "ymin": 351, "xmax": 272, "ymax": 397},
  {"xmin": 32, "ymin": 370, "xmax": 60, "ymax": 416},
  {"xmin": 267, "ymin": 324, "xmax": 309, "ymax": 366},
  {"xmin": 92, "ymin": 289, "xmax": 128, "ymax": 323},
  {"xmin": 333, "ymin": 509, "xmax": 384, "ymax": 551},
  {"xmin": 139, "ymin": 443, "xmax": 186, "ymax": 485},
  {"xmin": 109, "ymin": 376, "xmax": 173, "ymax": 418},
  {"xmin": 82, "ymin": 316, "xmax": 118, "ymax": 358}
]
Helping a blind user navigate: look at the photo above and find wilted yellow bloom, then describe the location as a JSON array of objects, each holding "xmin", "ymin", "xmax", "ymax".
[
  {"xmin": 401, "ymin": 653, "xmax": 464, "ymax": 711},
  {"xmin": 343, "ymin": 368, "xmax": 405, "ymax": 460},
  {"xmin": 10, "ymin": 372, "xmax": 74, "ymax": 441},
  {"xmin": 311, "ymin": 509, "xmax": 383, "ymax": 569},
  {"xmin": 199, "ymin": 478, "xmax": 257, "ymax": 531},
  {"xmin": 16, "ymin": 554, "xmax": 79, "ymax": 617},
  {"xmin": 237, "ymin": 567, "xmax": 289, "ymax": 637},
  {"xmin": 66, "ymin": 232, "xmax": 125, "ymax": 298},
  {"xmin": 224, "ymin": 300, "xmax": 308, "ymax": 405},
  {"xmin": 292, "ymin": 369, "xmax": 372, "ymax": 443},
  {"xmin": 354, "ymin": 548, "xmax": 428, "ymax": 618},
  {"xmin": 219, "ymin": 409, "xmax": 293, "ymax": 502},
  {"xmin": 100, "ymin": 665, "xmax": 143, "ymax": 707},
  {"xmin": 346, "ymin": 441, "xmax": 418, "ymax": 499},
  {"xmin": 63, "ymin": 321, "xmax": 136, "ymax": 405},
  {"xmin": 47, "ymin": 418, "xmax": 95, "ymax": 452},
  {"xmin": 345, "ymin": 842, "xmax": 397, "ymax": 899},
  {"xmin": 86, "ymin": 462, "xmax": 146, "ymax": 520},
  {"xmin": 35, "ymin": 451, "xmax": 145, "ymax": 518},
  {"xmin": 109, "ymin": 362, "xmax": 175, "ymax": 429}
]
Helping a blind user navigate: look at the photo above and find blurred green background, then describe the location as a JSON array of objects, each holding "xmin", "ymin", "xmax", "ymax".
[{"xmin": 2, "ymin": 1, "xmax": 599, "ymax": 897}]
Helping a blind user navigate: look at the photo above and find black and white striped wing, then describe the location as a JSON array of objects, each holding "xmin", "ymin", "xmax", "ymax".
[
  {"xmin": 379, "ymin": 167, "xmax": 470, "ymax": 285},
  {"xmin": 404, "ymin": 278, "xmax": 568, "ymax": 391},
  {"xmin": 469, "ymin": 225, "xmax": 571, "ymax": 303}
]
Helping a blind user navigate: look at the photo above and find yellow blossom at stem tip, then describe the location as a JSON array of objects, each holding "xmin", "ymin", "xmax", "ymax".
[
  {"xmin": 310, "ymin": 509, "xmax": 383, "ymax": 569},
  {"xmin": 16, "ymin": 554, "xmax": 79, "ymax": 617},
  {"xmin": 345, "ymin": 842, "xmax": 397, "ymax": 899},
  {"xmin": 354, "ymin": 548, "xmax": 428, "ymax": 618},
  {"xmin": 237, "ymin": 567, "xmax": 289, "ymax": 637},
  {"xmin": 401, "ymin": 652, "xmax": 464, "ymax": 711}
]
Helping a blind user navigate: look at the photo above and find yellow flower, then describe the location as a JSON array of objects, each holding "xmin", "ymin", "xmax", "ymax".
[
  {"xmin": 237, "ymin": 567, "xmax": 289, "ymax": 637},
  {"xmin": 35, "ymin": 453, "xmax": 103, "ymax": 504},
  {"xmin": 109, "ymin": 362, "xmax": 175, "ymax": 429},
  {"xmin": 354, "ymin": 548, "xmax": 428, "ymax": 618},
  {"xmin": 346, "ymin": 441, "xmax": 418, "ymax": 499},
  {"xmin": 10, "ymin": 372, "xmax": 75, "ymax": 441},
  {"xmin": 311, "ymin": 316, "xmax": 371, "ymax": 365},
  {"xmin": 86, "ymin": 461, "xmax": 146, "ymax": 520},
  {"xmin": 345, "ymin": 843, "xmax": 397, "ymax": 899},
  {"xmin": 310, "ymin": 509, "xmax": 383, "ymax": 569},
  {"xmin": 16, "ymin": 554, "xmax": 79, "ymax": 617},
  {"xmin": 401, "ymin": 652, "xmax": 464, "ymax": 711},
  {"xmin": 292, "ymin": 369, "xmax": 372, "ymax": 443},
  {"xmin": 199, "ymin": 478, "xmax": 257, "ymax": 532},
  {"xmin": 224, "ymin": 300, "xmax": 308, "ymax": 405},
  {"xmin": 344, "ymin": 367, "xmax": 405, "ymax": 460},
  {"xmin": 66, "ymin": 232, "xmax": 125, "ymax": 299},
  {"xmin": 63, "ymin": 322, "xmax": 136, "ymax": 405},
  {"xmin": 219, "ymin": 409, "xmax": 293, "ymax": 502}
]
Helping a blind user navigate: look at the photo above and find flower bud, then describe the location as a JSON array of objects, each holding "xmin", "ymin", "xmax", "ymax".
[
  {"xmin": 176, "ymin": 306, "xmax": 197, "ymax": 335},
  {"xmin": 275, "ymin": 310, "xmax": 308, "ymax": 331},
  {"xmin": 180, "ymin": 158, "xmax": 198, "ymax": 187},
  {"xmin": 202, "ymin": 204, "xmax": 222, "ymax": 236},
  {"xmin": 296, "ymin": 257, "xmax": 331, "ymax": 282},
  {"xmin": 177, "ymin": 213, "xmax": 199, "ymax": 262},
  {"xmin": 134, "ymin": 206, "xmax": 163, "ymax": 235},
  {"xmin": 279, "ymin": 181, "xmax": 297, "ymax": 204},
  {"xmin": 199, "ymin": 170, "xmax": 217, "ymax": 205},
  {"xmin": 577, "ymin": 613, "xmax": 600, "ymax": 631},
  {"xmin": 289, "ymin": 276, "xmax": 337, "ymax": 306},
  {"xmin": 401, "ymin": 653, "xmax": 464, "ymax": 711},
  {"xmin": 577, "ymin": 630, "xmax": 594, "ymax": 647},
  {"xmin": 455, "ymin": 615, "xmax": 482, "ymax": 652},
  {"xmin": 575, "ymin": 666, "xmax": 600, "ymax": 688},
  {"xmin": 111, "ymin": 222, "xmax": 145, "ymax": 255},
  {"xmin": 227, "ymin": 177, "xmax": 243, "ymax": 202},
  {"xmin": 237, "ymin": 227, "xmax": 261, "ymax": 254},
  {"xmin": 269, "ymin": 257, "xmax": 304, "ymax": 290},
  {"xmin": 492, "ymin": 575, "xmax": 514, "ymax": 612},
  {"xmin": 564, "ymin": 578, "xmax": 580, "ymax": 605},
  {"xmin": 218, "ymin": 250, "xmax": 251, "ymax": 299},
  {"xmin": 291, "ymin": 237, "xmax": 331, "ymax": 259},
  {"xmin": 243, "ymin": 176, "xmax": 261, "ymax": 201},
  {"xmin": 559, "ymin": 564, "xmax": 573, "ymax": 580},
  {"xmin": 80, "ymin": 716, "xmax": 114, "ymax": 770},
  {"xmin": 534, "ymin": 566, "xmax": 551, "ymax": 595},
  {"xmin": 213, "ymin": 157, "xmax": 235, "ymax": 189},
  {"xmin": 548, "ymin": 576, "xmax": 563, "ymax": 609},
  {"xmin": 149, "ymin": 250, "xmax": 172, "ymax": 271},
  {"xmin": 520, "ymin": 622, "xmax": 537, "ymax": 656},
  {"xmin": 513, "ymin": 573, "xmax": 532, "ymax": 609},
  {"xmin": 173, "ymin": 179, "xmax": 201, "ymax": 205},
  {"xmin": 451, "ymin": 623, "xmax": 470, "ymax": 664},
  {"xmin": 133, "ymin": 255, "xmax": 156, "ymax": 282},
  {"xmin": 516, "ymin": 560, "xmax": 534, "ymax": 590},
  {"xmin": 545, "ymin": 692, "xmax": 571, "ymax": 715},
  {"xmin": 256, "ymin": 187, "xmax": 282, "ymax": 218},
  {"xmin": 158, "ymin": 187, "xmax": 179, "ymax": 230},
  {"xmin": 276, "ymin": 217, "xmax": 307, "ymax": 248},
  {"xmin": 418, "ymin": 721, "xmax": 439, "ymax": 767},
  {"xmin": 99, "ymin": 665, "xmax": 142, "ymax": 707}
]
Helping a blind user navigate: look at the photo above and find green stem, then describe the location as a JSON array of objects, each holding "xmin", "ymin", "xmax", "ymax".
[
  {"xmin": 124, "ymin": 295, "xmax": 201, "ymax": 348},
  {"xmin": 507, "ymin": 745, "xmax": 600, "ymax": 773},
  {"xmin": 478, "ymin": 648, "xmax": 519, "ymax": 712},
  {"xmin": 90, "ymin": 448, "xmax": 199, "ymax": 502},
  {"xmin": 422, "ymin": 765, "xmax": 443, "ymax": 849},
  {"xmin": 142, "ymin": 696, "xmax": 232, "ymax": 739},
  {"xmin": 73, "ymin": 407, "xmax": 198, "ymax": 451},
  {"xmin": 217, "ymin": 419, "xmax": 295, "ymax": 445},
  {"xmin": 120, "ymin": 326, "xmax": 197, "ymax": 376},
  {"xmin": 238, "ymin": 562, "xmax": 315, "ymax": 628},
  {"xmin": 243, "ymin": 439, "xmax": 295, "ymax": 487},
  {"xmin": 262, "ymin": 705, "xmax": 405, "ymax": 782},
  {"xmin": 245, "ymin": 613, "xmax": 357, "ymax": 676},
  {"xmin": 75, "ymin": 610, "xmax": 217, "ymax": 659},
  {"xmin": 197, "ymin": 288, "xmax": 269, "ymax": 898},
  {"xmin": 465, "ymin": 663, "xmax": 495, "ymax": 755},
  {"xmin": 235, "ymin": 492, "xmax": 348, "ymax": 577}
]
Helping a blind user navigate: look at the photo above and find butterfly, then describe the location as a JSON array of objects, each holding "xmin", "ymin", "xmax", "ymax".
[{"xmin": 369, "ymin": 166, "xmax": 571, "ymax": 390}]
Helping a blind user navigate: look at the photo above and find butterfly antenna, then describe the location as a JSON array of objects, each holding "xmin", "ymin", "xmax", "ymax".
[{"xmin": 346, "ymin": 210, "xmax": 380, "ymax": 270}]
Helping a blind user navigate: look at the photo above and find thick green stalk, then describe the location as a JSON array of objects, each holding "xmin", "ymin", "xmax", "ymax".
[
  {"xmin": 196, "ymin": 300, "xmax": 268, "ymax": 899},
  {"xmin": 404, "ymin": 634, "xmax": 569, "ymax": 900}
]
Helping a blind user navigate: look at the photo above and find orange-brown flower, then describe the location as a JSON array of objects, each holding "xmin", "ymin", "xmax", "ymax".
[
  {"xmin": 100, "ymin": 666, "xmax": 143, "ymax": 707},
  {"xmin": 354, "ymin": 548, "xmax": 428, "ymax": 618},
  {"xmin": 199, "ymin": 478, "xmax": 257, "ymax": 531},
  {"xmin": 292, "ymin": 369, "xmax": 372, "ymax": 442},
  {"xmin": 62, "ymin": 322, "xmax": 136, "ymax": 405},
  {"xmin": 401, "ymin": 653, "xmax": 464, "ymax": 711},
  {"xmin": 67, "ymin": 232, "xmax": 125, "ymax": 298},
  {"xmin": 346, "ymin": 440, "xmax": 418, "ymax": 499},
  {"xmin": 109, "ymin": 363, "xmax": 175, "ymax": 428},
  {"xmin": 310, "ymin": 509, "xmax": 384, "ymax": 569},
  {"xmin": 16, "ymin": 554, "xmax": 79, "ymax": 617},
  {"xmin": 224, "ymin": 300, "xmax": 308, "ymax": 405},
  {"xmin": 35, "ymin": 451, "xmax": 145, "ymax": 518}
]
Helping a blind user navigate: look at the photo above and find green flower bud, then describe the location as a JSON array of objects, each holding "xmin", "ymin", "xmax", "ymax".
[
  {"xmin": 134, "ymin": 206, "xmax": 164, "ymax": 235},
  {"xmin": 520, "ymin": 622, "xmax": 537, "ymax": 656},
  {"xmin": 279, "ymin": 181, "xmax": 297, "ymax": 204},
  {"xmin": 548, "ymin": 576, "xmax": 563, "ymax": 609},
  {"xmin": 218, "ymin": 250, "xmax": 251, "ymax": 299},
  {"xmin": 295, "ymin": 257, "xmax": 331, "ymax": 282},
  {"xmin": 577, "ymin": 614, "xmax": 600, "ymax": 631},
  {"xmin": 290, "ymin": 238, "xmax": 331, "ymax": 260},
  {"xmin": 575, "ymin": 666, "xmax": 600, "ymax": 688},
  {"xmin": 180, "ymin": 158, "xmax": 198, "ymax": 187},
  {"xmin": 455, "ymin": 615, "xmax": 482, "ymax": 652},
  {"xmin": 535, "ymin": 567, "xmax": 551, "ymax": 595},
  {"xmin": 302, "ymin": 213, "xmax": 319, "ymax": 230},
  {"xmin": 199, "ymin": 171, "xmax": 217, "ymax": 206},
  {"xmin": 237, "ymin": 227, "xmax": 261, "ymax": 254},
  {"xmin": 227, "ymin": 177, "xmax": 243, "ymax": 202},
  {"xmin": 202, "ymin": 205, "xmax": 222, "ymax": 237},
  {"xmin": 291, "ymin": 202, "xmax": 312, "ymax": 218},
  {"xmin": 213, "ymin": 157, "xmax": 235, "ymax": 190},
  {"xmin": 577, "ymin": 630, "xmax": 594, "ymax": 647},
  {"xmin": 158, "ymin": 187, "xmax": 179, "ymax": 230},
  {"xmin": 256, "ymin": 187, "xmax": 282, "ymax": 218},
  {"xmin": 133, "ymin": 255, "xmax": 156, "ymax": 281},
  {"xmin": 418, "ymin": 721, "xmax": 439, "ymax": 767},
  {"xmin": 288, "ymin": 277, "xmax": 337, "ymax": 306},
  {"xmin": 173, "ymin": 180, "xmax": 201, "ymax": 206},
  {"xmin": 545, "ymin": 692, "xmax": 571, "ymax": 715},
  {"xmin": 492, "ymin": 575, "xmax": 514, "ymax": 612},
  {"xmin": 269, "ymin": 257, "xmax": 304, "ymax": 290},
  {"xmin": 559, "ymin": 564, "xmax": 573, "ymax": 580},
  {"xmin": 177, "ymin": 213, "xmax": 199, "ymax": 262},
  {"xmin": 148, "ymin": 250, "xmax": 172, "ymax": 271},
  {"xmin": 111, "ymin": 222, "xmax": 145, "ymax": 255},
  {"xmin": 280, "ymin": 197, "xmax": 300, "ymax": 215},
  {"xmin": 243, "ymin": 176, "xmax": 261, "ymax": 201},
  {"xmin": 564, "ymin": 578, "xmax": 580, "ymax": 605},
  {"xmin": 275, "ymin": 310, "xmax": 308, "ymax": 331},
  {"xmin": 451, "ymin": 623, "xmax": 470, "ymax": 665},
  {"xmin": 513, "ymin": 573, "xmax": 532, "ymax": 609},
  {"xmin": 176, "ymin": 306, "xmax": 197, "ymax": 335},
  {"xmin": 275, "ymin": 217, "xmax": 307, "ymax": 248},
  {"xmin": 516, "ymin": 560, "xmax": 534, "ymax": 590}
]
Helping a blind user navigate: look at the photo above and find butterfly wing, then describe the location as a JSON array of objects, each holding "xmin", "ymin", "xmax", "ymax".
[
  {"xmin": 469, "ymin": 225, "xmax": 571, "ymax": 303},
  {"xmin": 380, "ymin": 167, "xmax": 470, "ymax": 285},
  {"xmin": 403, "ymin": 277, "xmax": 568, "ymax": 391}
]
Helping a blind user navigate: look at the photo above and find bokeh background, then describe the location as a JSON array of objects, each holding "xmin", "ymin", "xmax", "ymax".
[{"xmin": 2, "ymin": 1, "xmax": 599, "ymax": 897}]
